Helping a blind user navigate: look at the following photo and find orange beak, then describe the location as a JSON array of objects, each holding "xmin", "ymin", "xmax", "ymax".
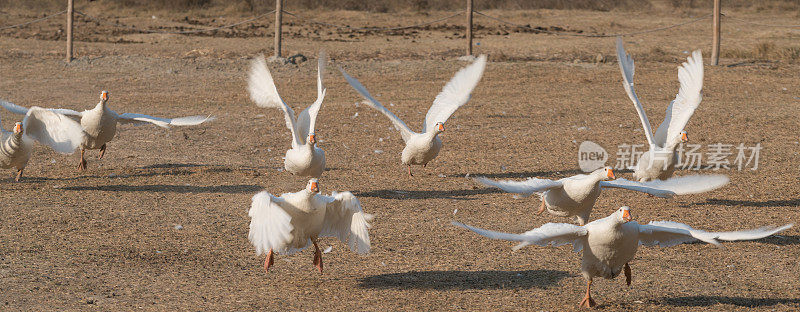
[
  {"xmin": 310, "ymin": 181, "xmax": 319, "ymax": 193},
  {"xmin": 309, "ymin": 134, "xmax": 316, "ymax": 144},
  {"xmin": 681, "ymin": 132, "xmax": 688, "ymax": 142},
  {"xmin": 607, "ymin": 169, "xmax": 615, "ymax": 180},
  {"xmin": 101, "ymin": 91, "xmax": 108, "ymax": 101},
  {"xmin": 622, "ymin": 209, "xmax": 631, "ymax": 222},
  {"xmin": 437, "ymin": 123, "xmax": 444, "ymax": 132},
  {"xmin": 13, "ymin": 123, "xmax": 22, "ymax": 133}
]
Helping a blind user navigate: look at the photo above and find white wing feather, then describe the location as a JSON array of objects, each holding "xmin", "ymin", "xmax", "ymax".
[
  {"xmin": 648, "ymin": 221, "xmax": 792, "ymax": 242},
  {"xmin": 339, "ymin": 66, "xmax": 415, "ymax": 142},
  {"xmin": 116, "ymin": 112, "xmax": 214, "ymax": 128},
  {"xmin": 600, "ymin": 175, "xmax": 728, "ymax": 198},
  {"xmin": 452, "ymin": 221, "xmax": 588, "ymax": 252},
  {"xmin": 653, "ymin": 49, "xmax": 704, "ymax": 147},
  {"xmin": 616, "ymin": 37, "xmax": 656, "ymax": 146},
  {"xmin": 296, "ymin": 52, "xmax": 327, "ymax": 141},
  {"xmin": 638, "ymin": 221, "xmax": 720, "ymax": 247},
  {"xmin": 474, "ymin": 176, "xmax": 563, "ymax": 197},
  {"xmin": 248, "ymin": 191, "xmax": 294, "ymax": 255},
  {"xmin": 320, "ymin": 191, "xmax": 372, "ymax": 254},
  {"xmin": 423, "ymin": 55, "xmax": 487, "ymax": 133},
  {"xmin": 22, "ymin": 107, "xmax": 84, "ymax": 154},
  {"xmin": 0, "ymin": 99, "xmax": 31, "ymax": 115},
  {"xmin": 248, "ymin": 55, "xmax": 303, "ymax": 147}
]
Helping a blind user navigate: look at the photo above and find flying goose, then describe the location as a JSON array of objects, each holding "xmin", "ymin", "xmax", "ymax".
[
  {"xmin": 0, "ymin": 104, "xmax": 84, "ymax": 181},
  {"xmin": 454, "ymin": 206, "xmax": 792, "ymax": 308},
  {"xmin": 339, "ymin": 55, "xmax": 487, "ymax": 176},
  {"xmin": 476, "ymin": 167, "xmax": 729, "ymax": 225},
  {"xmin": 616, "ymin": 38, "xmax": 704, "ymax": 181},
  {"xmin": 248, "ymin": 178, "xmax": 372, "ymax": 274},
  {"xmin": 248, "ymin": 53, "xmax": 327, "ymax": 178},
  {"xmin": 0, "ymin": 91, "xmax": 214, "ymax": 171}
]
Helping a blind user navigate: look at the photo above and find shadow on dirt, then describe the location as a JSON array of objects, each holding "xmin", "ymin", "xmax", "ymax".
[
  {"xmin": 358, "ymin": 269, "xmax": 571, "ymax": 290},
  {"xmin": 682, "ymin": 198, "xmax": 800, "ymax": 207},
  {"xmin": 353, "ymin": 188, "xmax": 502, "ymax": 200},
  {"xmin": 59, "ymin": 184, "xmax": 262, "ymax": 194},
  {"xmin": 659, "ymin": 295, "xmax": 800, "ymax": 307}
]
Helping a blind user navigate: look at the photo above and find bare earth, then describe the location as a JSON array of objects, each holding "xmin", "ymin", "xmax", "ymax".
[{"xmin": 1, "ymin": 6, "xmax": 799, "ymax": 311}]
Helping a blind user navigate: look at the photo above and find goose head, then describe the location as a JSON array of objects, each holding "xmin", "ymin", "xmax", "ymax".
[
  {"xmin": 98, "ymin": 91, "xmax": 109, "ymax": 107},
  {"xmin": 680, "ymin": 130, "xmax": 688, "ymax": 143},
  {"xmin": 308, "ymin": 133, "xmax": 317, "ymax": 145},
  {"xmin": 12, "ymin": 122, "xmax": 23, "ymax": 136},
  {"xmin": 434, "ymin": 122, "xmax": 445, "ymax": 134},
  {"xmin": 306, "ymin": 178, "xmax": 320, "ymax": 194},
  {"xmin": 594, "ymin": 166, "xmax": 615, "ymax": 181},
  {"xmin": 616, "ymin": 206, "xmax": 632, "ymax": 223}
]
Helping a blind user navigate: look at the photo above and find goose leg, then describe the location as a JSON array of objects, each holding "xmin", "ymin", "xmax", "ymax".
[
  {"xmin": 407, "ymin": 165, "xmax": 413, "ymax": 177},
  {"xmin": 537, "ymin": 199, "xmax": 546, "ymax": 215},
  {"xmin": 579, "ymin": 279, "xmax": 596, "ymax": 308},
  {"xmin": 263, "ymin": 248, "xmax": 275, "ymax": 273},
  {"xmin": 312, "ymin": 238, "xmax": 323, "ymax": 273},
  {"xmin": 624, "ymin": 263, "xmax": 632, "ymax": 286},
  {"xmin": 77, "ymin": 148, "xmax": 87, "ymax": 171},
  {"xmin": 15, "ymin": 169, "xmax": 23, "ymax": 182},
  {"xmin": 98, "ymin": 144, "xmax": 107, "ymax": 159}
]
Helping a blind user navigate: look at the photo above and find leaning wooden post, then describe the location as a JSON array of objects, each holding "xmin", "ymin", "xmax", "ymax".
[
  {"xmin": 466, "ymin": 0, "xmax": 473, "ymax": 56},
  {"xmin": 711, "ymin": 0, "xmax": 721, "ymax": 65},
  {"xmin": 274, "ymin": 0, "xmax": 283, "ymax": 59},
  {"xmin": 66, "ymin": 0, "xmax": 74, "ymax": 62}
]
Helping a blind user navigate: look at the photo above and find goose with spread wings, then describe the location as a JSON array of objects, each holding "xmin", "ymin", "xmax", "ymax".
[
  {"xmin": 0, "ymin": 105, "xmax": 84, "ymax": 181},
  {"xmin": 0, "ymin": 91, "xmax": 214, "ymax": 171},
  {"xmin": 248, "ymin": 179, "xmax": 372, "ymax": 274},
  {"xmin": 339, "ymin": 55, "xmax": 487, "ymax": 176},
  {"xmin": 248, "ymin": 53, "xmax": 327, "ymax": 178},
  {"xmin": 454, "ymin": 206, "xmax": 792, "ymax": 308},
  {"xmin": 476, "ymin": 167, "xmax": 729, "ymax": 225},
  {"xmin": 616, "ymin": 38, "xmax": 704, "ymax": 181}
]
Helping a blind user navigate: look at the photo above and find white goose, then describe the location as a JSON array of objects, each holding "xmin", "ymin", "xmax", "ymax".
[
  {"xmin": 454, "ymin": 206, "xmax": 792, "ymax": 308},
  {"xmin": 0, "ymin": 104, "xmax": 84, "ymax": 181},
  {"xmin": 476, "ymin": 167, "xmax": 729, "ymax": 225},
  {"xmin": 248, "ymin": 53, "xmax": 327, "ymax": 178},
  {"xmin": 0, "ymin": 91, "xmax": 214, "ymax": 171},
  {"xmin": 616, "ymin": 38, "xmax": 704, "ymax": 181},
  {"xmin": 248, "ymin": 178, "xmax": 372, "ymax": 274},
  {"xmin": 339, "ymin": 55, "xmax": 487, "ymax": 176}
]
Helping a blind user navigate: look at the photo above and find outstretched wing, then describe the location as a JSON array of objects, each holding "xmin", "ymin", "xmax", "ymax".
[
  {"xmin": 248, "ymin": 191, "xmax": 294, "ymax": 255},
  {"xmin": 248, "ymin": 55, "xmax": 303, "ymax": 147},
  {"xmin": 474, "ymin": 176, "xmax": 562, "ymax": 197},
  {"xmin": 320, "ymin": 191, "xmax": 372, "ymax": 254},
  {"xmin": 453, "ymin": 221, "xmax": 588, "ymax": 252},
  {"xmin": 339, "ymin": 66, "xmax": 415, "ymax": 142},
  {"xmin": 648, "ymin": 221, "xmax": 792, "ymax": 242},
  {"xmin": 653, "ymin": 49, "xmax": 704, "ymax": 148},
  {"xmin": 616, "ymin": 37, "xmax": 655, "ymax": 146},
  {"xmin": 116, "ymin": 112, "xmax": 214, "ymax": 128},
  {"xmin": 296, "ymin": 52, "xmax": 328, "ymax": 141},
  {"xmin": 0, "ymin": 99, "xmax": 31, "ymax": 116},
  {"xmin": 600, "ymin": 175, "xmax": 729, "ymax": 198},
  {"xmin": 638, "ymin": 221, "xmax": 720, "ymax": 247},
  {"xmin": 22, "ymin": 107, "xmax": 84, "ymax": 154},
  {"xmin": 423, "ymin": 55, "xmax": 487, "ymax": 133}
]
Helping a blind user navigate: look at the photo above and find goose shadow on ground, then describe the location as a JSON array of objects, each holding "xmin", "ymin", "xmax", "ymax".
[
  {"xmin": 658, "ymin": 295, "xmax": 800, "ymax": 308},
  {"xmin": 358, "ymin": 269, "xmax": 571, "ymax": 290},
  {"xmin": 681, "ymin": 198, "xmax": 800, "ymax": 208},
  {"xmin": 352, "ymin": 188, "xmax": 503, "ymax": 200},
  {"xmin": 58, "ymin": 184, "xmax": 262, "ymax": 194}
]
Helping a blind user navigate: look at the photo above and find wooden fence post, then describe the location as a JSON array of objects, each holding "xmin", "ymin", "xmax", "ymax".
[
  {"xmin": 711, "ymin": 0, "xmax": 721, "ymax": 65},
  {"xmin": 466, "ymin": 0, "xmax": 473, "ymax": 56},
  {"xmin": 274, "ymin": 0, "xmax": 283, "ymax": 59},
  {"xmin": 66, "ymin": 0, "xmax": 73, "ymax": 62}
]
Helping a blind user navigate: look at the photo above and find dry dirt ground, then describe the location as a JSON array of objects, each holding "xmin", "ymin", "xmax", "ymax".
[{"xmin": 1, "ymin": 6, "xmax": 799, "ymax": 311}]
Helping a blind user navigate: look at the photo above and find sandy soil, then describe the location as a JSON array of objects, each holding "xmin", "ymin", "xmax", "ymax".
[{"xmin": 1, "ymin": 7, "xmax": 799, "ymax": 311}]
